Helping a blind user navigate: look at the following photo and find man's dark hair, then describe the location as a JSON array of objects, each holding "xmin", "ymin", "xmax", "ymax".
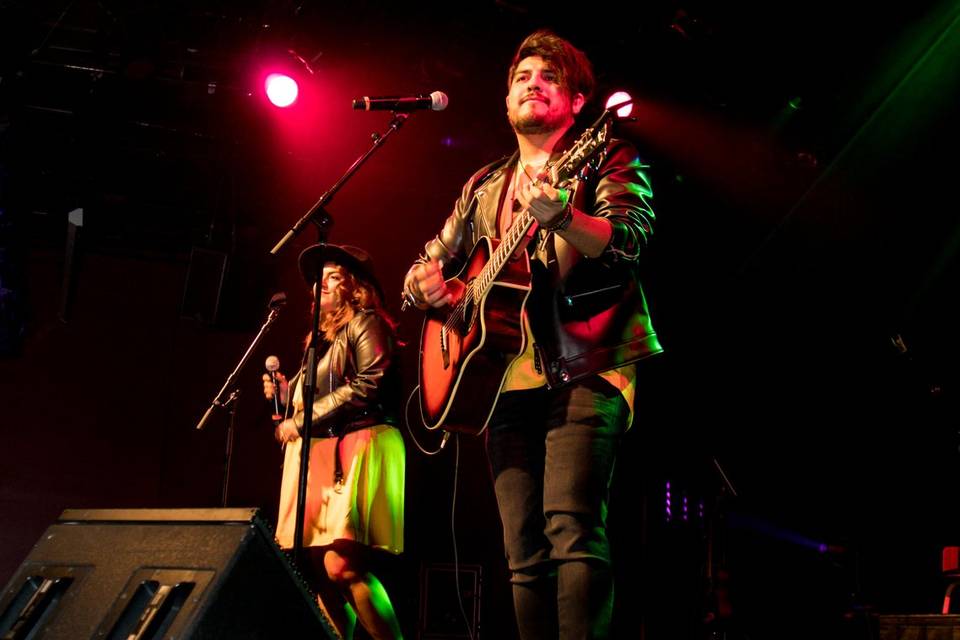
[{"xmin": 507, "ymin": 30, "xmax": 595, "ymax": 104}]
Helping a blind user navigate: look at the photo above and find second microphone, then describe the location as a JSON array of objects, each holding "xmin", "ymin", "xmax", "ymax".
[{"xmin": 352, "ymin": 91, "xmax": 448, "ymax": 112}]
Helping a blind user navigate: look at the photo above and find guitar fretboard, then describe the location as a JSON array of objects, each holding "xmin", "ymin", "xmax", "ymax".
[
  {"xmin": 464, "ymin": 114, "xmax": 612, "ymax": 305},
  {"xmin": 468, "ymin": 209, "xmax": 536, "ymax": 303}
]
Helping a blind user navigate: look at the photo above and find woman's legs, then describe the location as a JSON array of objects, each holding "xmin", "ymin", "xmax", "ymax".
[
  {"xmin": 323, "ymin": 541, "xmax": 403, "ymax": 640},
  {"xmin": 305, "ymin": 548, "xmax": 356, "ymax": 639}
]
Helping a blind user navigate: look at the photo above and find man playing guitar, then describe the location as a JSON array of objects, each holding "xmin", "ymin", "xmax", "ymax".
[{"xmin": 403, "ymin": 30, "xmax": 662, "ymax": 639}]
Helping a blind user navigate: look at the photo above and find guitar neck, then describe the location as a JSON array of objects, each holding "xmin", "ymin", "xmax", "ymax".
[
  {"xmin": 472, "ymin": 209, "xmax": 536, "ymax": 299},
  {"xmin": 468, "ymin": 115, "xmax": 614, "ymax": 302}
]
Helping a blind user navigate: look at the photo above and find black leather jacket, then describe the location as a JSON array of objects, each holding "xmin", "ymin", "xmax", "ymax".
[
  {"xmin": 405, "ymin": 136, "xmax": 662, "ymax": 387},
  {"xmin": 291, "ymin": 309, "xmax": 399, "ymax": 437}
]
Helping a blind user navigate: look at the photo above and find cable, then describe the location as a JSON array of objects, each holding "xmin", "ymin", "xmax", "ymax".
[
  {"xmin": 401, "ymin": 386, "xmax": 465, "ymax": 634},
  {"xmin": 403, "ymin": 385, "xmax": 450, "ymax": 456},
  {"xmin": 450, "ymin": 433, "xmax": 476, "ymax": 640}
]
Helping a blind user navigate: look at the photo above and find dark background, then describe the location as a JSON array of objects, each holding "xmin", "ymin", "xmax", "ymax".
[{"xmin": 1, "ymin": 1, "xmax": 958, "ymax": 638}]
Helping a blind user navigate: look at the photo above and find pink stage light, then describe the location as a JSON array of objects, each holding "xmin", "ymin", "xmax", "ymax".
[
  {"xmin": 605, "ymin": 91, "xmax": 634, "ymax": 118},
  {"xmin": 265, "ymin": 73, "xmax": 299, "ymax": 108}
]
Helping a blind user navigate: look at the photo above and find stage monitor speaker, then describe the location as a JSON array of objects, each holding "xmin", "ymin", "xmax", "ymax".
[{"xmin": 0, "ymin": 508, "xmax": 335, "ymax": 639}]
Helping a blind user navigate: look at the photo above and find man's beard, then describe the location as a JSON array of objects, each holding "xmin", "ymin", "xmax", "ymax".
[{"xmin": 509, "ymin": 105, "xmax": 567, "ymax": 135}]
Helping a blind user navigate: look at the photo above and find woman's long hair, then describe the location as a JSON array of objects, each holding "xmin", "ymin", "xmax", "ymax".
[{"xmin": 309, "ymin": 264, "xmax": 397, "ymax": 345}]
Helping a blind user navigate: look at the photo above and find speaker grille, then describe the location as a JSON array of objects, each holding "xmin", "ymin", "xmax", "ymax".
[{"xmin": 0, "ymin": 508, "xmax": 335, "ymax": 639}]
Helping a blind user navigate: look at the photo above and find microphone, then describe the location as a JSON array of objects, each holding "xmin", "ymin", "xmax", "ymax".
[
  {"xmin": 265, "ymin": 355, "xmax": 282, "ymax": 423},
  {"xmin": 352, "ymin": 91, "xmax": 448, "ymax": 112}
]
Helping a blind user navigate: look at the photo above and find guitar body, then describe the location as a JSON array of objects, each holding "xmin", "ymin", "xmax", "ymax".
[
  {"xmin": 419, "ymin": 236, "xmax": 531, "ymax": 434},
  {"xmin": 417, "ymin": 109, "xmax": 616, "ymax": 435}
]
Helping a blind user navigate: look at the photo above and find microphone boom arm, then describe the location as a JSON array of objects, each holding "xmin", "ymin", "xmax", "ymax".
[
  {"xmin": 270, "ymin": 112, "xmax": 411, "ymax": 255},
  {"xmin": 195, "ymin": 302, "xmax": 284, "ymax": 431}
]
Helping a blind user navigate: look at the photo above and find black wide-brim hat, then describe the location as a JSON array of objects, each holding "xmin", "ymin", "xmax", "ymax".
[{"xmin": 298, "ymin": 243, "xmax": 384, "ymax": 301}]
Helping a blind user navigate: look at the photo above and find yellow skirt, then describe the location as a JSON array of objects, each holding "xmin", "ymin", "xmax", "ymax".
[{"xmin": 275, "ymin": 424, "xmax": 404, "ymax": 554}]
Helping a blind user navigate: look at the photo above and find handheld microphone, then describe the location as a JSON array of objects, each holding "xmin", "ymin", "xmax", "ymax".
[
  {"xmin": 352, "ymin": 91, "xmax": 448, "ymax": 112},
  {"xmin": 265, "ymin": 355, "xmax": 282, "ymax": 423}
]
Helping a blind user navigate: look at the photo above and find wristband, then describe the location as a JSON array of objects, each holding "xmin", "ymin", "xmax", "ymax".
[{"xmin": 542, "ymin": 203, "xmax": 574, "ymax": 232}]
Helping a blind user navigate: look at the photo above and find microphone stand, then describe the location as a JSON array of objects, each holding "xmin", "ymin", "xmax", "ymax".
[
  {"xmin": 267, "ymin": 110, "xmax": 417, "ymax": 563},
  {"xmin": 292, "ymin": 270, "xmax": 325, "ymax": 566},
  {"xmin": 704, "ymin": 456, "xmax": 738, "ymax": 635},
  {"xmin": 270, "ymin": 112, "xmax": 410, "ymax": 256},
  {"xmin": 196, "ymin": 295, "xmax": 287, "ymax": 506}
]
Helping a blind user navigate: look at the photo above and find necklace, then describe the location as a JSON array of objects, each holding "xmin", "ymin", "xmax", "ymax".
[
  {"xmin": 512, "ymin": 158, "xmax": 548, "ymax": 213},
  {"xmin": 513, "ymin": 159, "xmax": 533, "ymax": 212},
  {"xmin": 518, "ymin": 158, "xmax": 547, "ymax": 183}
]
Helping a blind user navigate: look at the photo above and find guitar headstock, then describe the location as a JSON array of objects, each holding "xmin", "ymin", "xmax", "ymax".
[{"xmin": 547, "ymin": 118, "xmax": 613, "ymax": 186}]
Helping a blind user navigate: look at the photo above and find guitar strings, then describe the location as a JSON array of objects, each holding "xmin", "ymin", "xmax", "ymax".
[{"xmin": 439, "ymin": 141, "xmax": 580, "ymax": 336}]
